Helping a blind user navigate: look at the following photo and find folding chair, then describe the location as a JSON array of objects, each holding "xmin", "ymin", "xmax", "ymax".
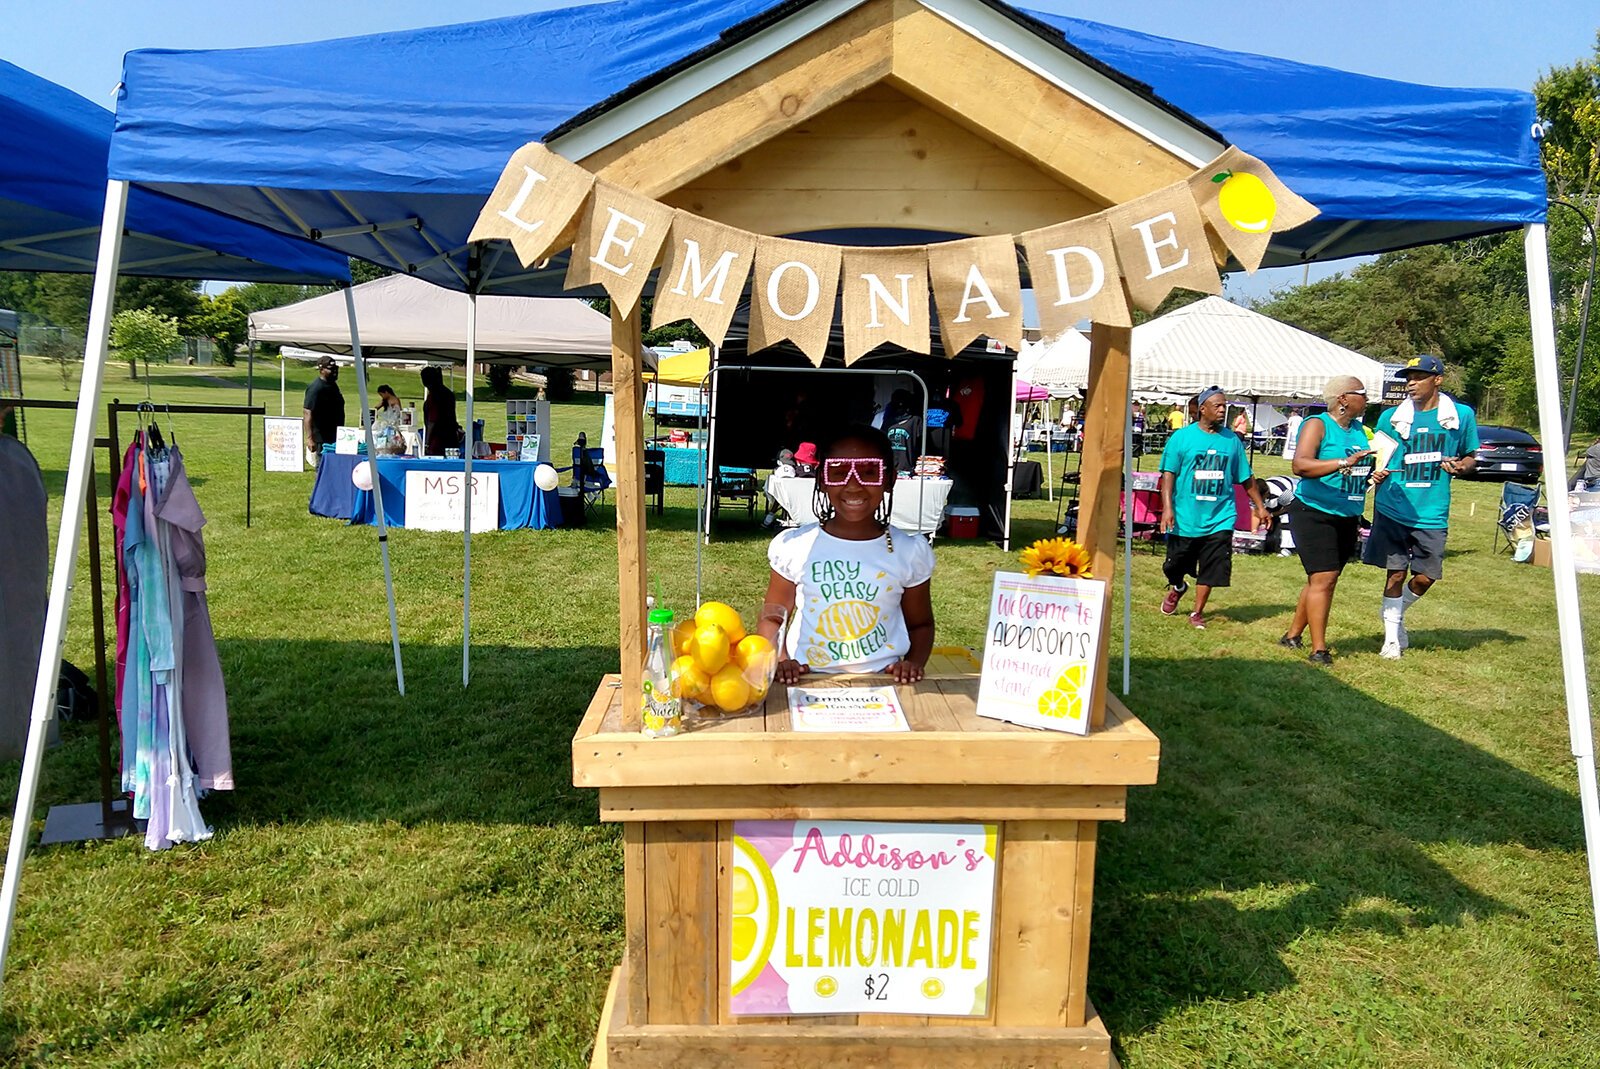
[
  {"xmin": 1120, "ymin": 487, "xmax": 1163, "ymax": 550},
  {"xmin": 712, "ymin": 465, "xmax": 759, "ymax": 518},
  {"xmin": 1493, "ymin": 481, "xmax": 1546, "ymax": 555},
  {"xmin": 558, "ymin": 436, "xmax": 613, "ymax": 517}
]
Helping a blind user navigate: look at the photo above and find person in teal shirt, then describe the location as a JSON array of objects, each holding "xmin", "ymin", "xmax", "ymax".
[
  {"xmin": 1363, "ymin": 354, "xmax": 1478, "ymax": 658},
  {"xmin": 1158, "ymin": 387, "xmax": 1269, "ymax": 629},
  {"xmin": 1281, "ymin": 376, "xmax": 1374, "ymax": 665}
]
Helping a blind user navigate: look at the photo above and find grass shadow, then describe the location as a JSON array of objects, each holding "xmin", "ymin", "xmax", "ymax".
[
  {"xmin": 1093, "ymin": 654, "xmax": 1580, "ymax": 1042},
  {"xmin": 1331, "ymin": 627, "xmax": 1523, "ymax": 656}
]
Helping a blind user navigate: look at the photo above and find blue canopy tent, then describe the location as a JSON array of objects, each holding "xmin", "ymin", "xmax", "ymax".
[{"xmin": 11, "ymin": 0, "xmax": 1596, "ymax": 993}]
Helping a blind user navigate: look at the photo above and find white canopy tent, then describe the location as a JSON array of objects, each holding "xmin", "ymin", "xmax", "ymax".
[{"xmin": 247, "ymin": 274, "xmax": 618, "ymax": 368}]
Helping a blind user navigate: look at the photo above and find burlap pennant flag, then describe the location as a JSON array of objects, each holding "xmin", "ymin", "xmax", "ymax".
[
  {"xmin": 469, "ymin": 142, "xmax": 595, "ymax": 267},
  {"xmin": 1019, "ymin": 217, "xmax": 1131, "ymax": 333},
  {"xmin": 928, "ymin": 236, "xmax": 1024, "ymax": 357},
  {"xmin": 1106, "ymin": 182, "xmax": 1222, "ymax": 312},
  {"xmin": 563, "ymin": 182, "xmax": 675, "ymax": 317},
  {"xmin": 1188, "ymin": 146, "xmax": 1320, "ymax": 273},
  {"xmin": 749, "ymin": 237, "xmax": 842, "ymax": 366},
  {"xmin": 652, "ymin": 213, "xmax": 756, "ymax": 346},
  {"xmin": 841, "ymin": 247, "xmax": 930, "ymax": 364}
]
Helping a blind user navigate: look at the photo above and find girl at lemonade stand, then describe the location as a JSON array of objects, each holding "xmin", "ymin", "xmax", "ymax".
[{"xmin": 762, "ymin": 426, "xmax": 936, "ymax": 685}]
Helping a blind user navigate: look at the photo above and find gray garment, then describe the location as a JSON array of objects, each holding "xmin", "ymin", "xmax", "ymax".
[
  {"xmin": 153, "ymin": 447, "xmax": 233, "ymax": 790},
  {"xmin": 0, "ymin": 435, "xmax": 53, "ymax": 761}
]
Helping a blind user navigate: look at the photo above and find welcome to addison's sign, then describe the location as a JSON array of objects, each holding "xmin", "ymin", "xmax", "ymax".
[{"xmin": 470, "ymin": 143, "xmax": 1317, "ymax": 364}]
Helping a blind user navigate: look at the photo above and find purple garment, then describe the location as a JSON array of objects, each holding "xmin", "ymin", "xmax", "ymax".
[
  {"xmin": 154, "ymin": 447, "xmax": 233, "ymax": 791},
  {"xmin": 111, "ymin": 439, "xmax": 138, "ymax": 724}
]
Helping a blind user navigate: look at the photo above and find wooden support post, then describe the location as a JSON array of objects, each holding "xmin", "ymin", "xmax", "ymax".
[
  {"xmin": 613, "ymin": 304, "xmax": 648, "ymax": 731},
  {"xmin": 1078, "ymin": 318, "xmax": 1131, "ymax": 731}
]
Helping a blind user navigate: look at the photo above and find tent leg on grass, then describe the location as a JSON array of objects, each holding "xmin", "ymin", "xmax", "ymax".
[
  {"xmin": 1123, "ymin": 393, "xmax": 1133, "ymax": 697},
  {"xmin": 344, "ymin": 286, "xmax": 405, "ymax": 697},
  {"xmin": 462, "ymin": 283, "xmax": 477, "ymax": 688},
  {"xmin": 1525, "ymin": 223, "xmax": 1600, "ymax": 959},
  {"xmin": 0, "ymin": 180, "xmax": 128, "ymax": 995}
]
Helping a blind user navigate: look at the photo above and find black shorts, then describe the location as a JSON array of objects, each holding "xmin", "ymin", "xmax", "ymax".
[
  {"xmin": 1290, "ymin": 500, "xmax": 1360, "ymax": 575},
  {"xmin": 1362, "ymin": 511, "xmax": 1447, "ymax": 580},
  {"xmin": 1164, "ymin": 530, "xmax": 1234, "ymax": 588}
]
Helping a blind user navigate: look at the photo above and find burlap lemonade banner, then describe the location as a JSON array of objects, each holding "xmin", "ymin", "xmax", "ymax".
[
  {"xmin": 470, "ymin": 142, "xmax": 1318, "ymax": 356},
  {"xmin": 563, "ymin": 181, "xmax": 677, "ymax": 318},
  {"xmin": 927, "ymin": 235, "xmax": 1024, "ymax": 358},
  {"xmin": 1188, "ymin": 146, "xmax": 1320, "ymax": 273},
  {"xmin": 748, "ymin": 236, "xmax": 843, "ymax": 366},
  {"xmin": 841, "ymin": 246, "xmax": 930, "ymax": 364},
  {"xmin": 650, "ymin": 212, "xmax": 758, "ymax": 346},
  {"xmin": 1018, "ymin": 216, "xmax": 1131, "ymax": 334}
]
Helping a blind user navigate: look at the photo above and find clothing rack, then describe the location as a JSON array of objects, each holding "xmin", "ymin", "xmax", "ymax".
[{"xmin": 1, "ymin": 396, "xmax": 265, "ymax": 844}]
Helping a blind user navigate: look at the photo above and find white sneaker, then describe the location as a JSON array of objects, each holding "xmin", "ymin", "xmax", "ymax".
[{"xmin": 1379, "ymin": 639, "xmax": 1403, "ymax": 660}]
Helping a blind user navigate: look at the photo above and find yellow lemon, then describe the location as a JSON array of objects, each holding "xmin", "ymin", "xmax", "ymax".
[
  {"xmin": 733, "ymin": 633, "xmax": 774, "ymax": 670},
  {"xmin": 731, "ymin": 867, "xmax": 759, "ymax": 915},
  {"xmin": 731, "ymin": 915, "xmax": 758, "ymax": 959},
  {"xmin": 805, "ymin": 644, "xmax": 833, "ymax": 667},
  {"xmin": 921, "ymin": 978, "xmax": 945, "ymax": 999},
  {"xmin": 695, "ymin": 601, "xmax": 746, "ymax": 644},
  {"xmin": 669, "ymin": 656, "xmax": 710, "ymax": 701},
  {"xmin": 1216, "ymin": 172, "xmax": 1276, "ymax": 233},
  {"xmin": 671, "ymin": 617, "xmax": 698, "ymax": 657},
  {"xmin": 693, "ymin": 623, "xmax": 731, "ymax": 674},
  {"xmin": 815, "ymin": 976, "xmax": 838, "ymax": 998},
  {"xmin": 1054, "ymin": 663, "xmax": 1087, "ymax": 694},
  {"xmin": 1037, "ymin": 688, "xmax": 1078, "ymax": 720},
  {"xmin": 710, "ymin": 664, "xmax": 753, "ymax": 712},
  {"xmin": 814, "ymin": 600, "xmax": 880, "ymax": 642}
]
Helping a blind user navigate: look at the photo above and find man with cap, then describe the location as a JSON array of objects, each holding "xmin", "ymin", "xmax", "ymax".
[
  {"xmin": 1158, "ymin": 386, "xmax": 1270, "ymax": 629},
  {"xmin": 302, "ymin": 355, "xmax": 345, "ymax": 469},
  {"xmin": 1364, "ymin": 354, "xmax": 1478, "ymax": 658}
]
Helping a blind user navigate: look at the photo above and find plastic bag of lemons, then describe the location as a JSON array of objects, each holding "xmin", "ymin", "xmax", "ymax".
[{"xmin": 667, "ymin": 601, "xmax": 786, "ymax": 718}]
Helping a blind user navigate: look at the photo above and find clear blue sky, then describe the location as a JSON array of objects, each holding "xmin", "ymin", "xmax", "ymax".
[{"xmin": 2, "ymin": 1, "xmax": 1596, "ymax": 298}]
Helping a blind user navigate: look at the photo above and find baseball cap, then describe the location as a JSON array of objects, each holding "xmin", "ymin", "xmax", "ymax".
[
  {"xmin": 1404, "ymin": 354, "xmax": 1444, "ymax": 376},
  {"xmin": 1195, "ymin": 385, "xmax": 1225, "ymax": 407},
  {"xmin": 315, "ymin": 354, "xmax": 336, "ymax": 369}
]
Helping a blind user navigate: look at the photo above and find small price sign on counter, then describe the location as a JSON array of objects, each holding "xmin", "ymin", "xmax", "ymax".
[
  {"xmin": 729, "ymin": 820, "xmax": 997, "ymax": 1018},
  {"xmin": 975, "ymin": 571, "xmax": 1107, "ymax": 735}
]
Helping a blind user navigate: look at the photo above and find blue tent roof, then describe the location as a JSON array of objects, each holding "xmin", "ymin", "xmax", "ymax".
[
  {"xmin": 106, "ymin": 0, "xmax": 1545, "ymax": 293},
  {"xmin": 0, "ymin": 58, "xmax": 347, "ymax": 282}
]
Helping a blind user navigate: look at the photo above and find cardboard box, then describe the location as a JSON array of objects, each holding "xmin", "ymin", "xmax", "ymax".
[{"xmin": 1531, "ymin": 538, "xmax": 1551, "ymax": 568}]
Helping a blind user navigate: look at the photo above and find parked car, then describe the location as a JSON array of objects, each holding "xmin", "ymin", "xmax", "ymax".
[{"xmin": 1461, "ymin": 424, "xmax": 1543, "ymax": 483}]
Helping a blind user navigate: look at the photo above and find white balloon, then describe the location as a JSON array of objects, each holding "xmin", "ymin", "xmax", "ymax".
[
  {"xmin": 351, "ymin": 461, "xmax": 374, "ymax": 492},
  {"xmin": 533, "ymin": 463, "xmax": 560, "ymax": 492}
]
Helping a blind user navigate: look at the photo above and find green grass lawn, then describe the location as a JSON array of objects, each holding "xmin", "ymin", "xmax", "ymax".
[{"xmin": 3, "ymin": 355, "xmax": 1599, "ymax": 1067}]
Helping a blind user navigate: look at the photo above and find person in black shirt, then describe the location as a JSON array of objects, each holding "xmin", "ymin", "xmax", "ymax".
[
  {"xmin": 420, "ymin": 365, "xmax": 460, "ymax": 457},
  {"xmin": 302, "ymin": 355, "xmax": 344, "ymax": 468}
]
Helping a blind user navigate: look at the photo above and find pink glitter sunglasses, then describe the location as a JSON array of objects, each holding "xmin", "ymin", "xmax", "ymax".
[{"xmin": 821, "ymin": 456, "xmax": 885, "ymax": 487}]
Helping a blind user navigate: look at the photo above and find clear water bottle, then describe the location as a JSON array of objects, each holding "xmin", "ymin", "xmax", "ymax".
[{"xmin": 641, "ymin": 607, "xmax": 682, "ymax": 738}]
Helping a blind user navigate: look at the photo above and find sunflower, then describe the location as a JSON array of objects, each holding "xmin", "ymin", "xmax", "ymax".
[{"xmin": 1019, "ymin": 537, "xmax": 1093, "ymax": 579}]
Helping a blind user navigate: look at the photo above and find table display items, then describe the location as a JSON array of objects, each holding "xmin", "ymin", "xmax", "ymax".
[
  {"xmin": 505, "ymin": 398, "xmax": 551, "ymax": 463},
  {"xmin": 660, "ymin": 601, "xmax": 786, "ymax": 724},
  {"xmin": 641, "ymin": 607, "xmax": 683, "ymax": 739}
]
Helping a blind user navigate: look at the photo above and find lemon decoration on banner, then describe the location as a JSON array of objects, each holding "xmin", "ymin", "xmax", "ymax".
[
  {"xmin": 729, "ymin": 837, "xmax": 780, "ymax": 996},
  {"xmin": 1213, "ymin": 170, "xmax": 1276, "ymax": 234},
  {"xmin": 921, "ymin": 978, "xmax": 945, "ymax": 999},
  {"xmin": 814, "ymin": 976, "xmax": 838, "ymax": 998}
]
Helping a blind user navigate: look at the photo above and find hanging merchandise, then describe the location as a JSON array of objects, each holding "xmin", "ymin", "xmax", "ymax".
[{"xmin": 111, "ymin": 422, "xmax": 234, "ymax": 850}]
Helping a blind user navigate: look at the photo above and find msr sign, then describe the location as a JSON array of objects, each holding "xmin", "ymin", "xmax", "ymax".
[{"xmin": 405, "ymin": 469, "xmax": 500, "ymax": 532}]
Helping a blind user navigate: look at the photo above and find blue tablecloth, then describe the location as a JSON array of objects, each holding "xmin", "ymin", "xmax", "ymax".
[
  {"xmin": 349, "ymin": 456, "xmax": 562, "ymax": 529},
  {"xmin": 309, "ymin": 446, "xmax": 362, "ymax": 519},
  {"xmin": 659, "ymin": 446, "xmax": 706, "ymax": 487}
]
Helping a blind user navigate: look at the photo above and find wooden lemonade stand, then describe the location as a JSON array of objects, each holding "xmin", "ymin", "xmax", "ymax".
[{"xmin": 508, "ymin": 0, "xmax": 1309, "ymax": 1062}]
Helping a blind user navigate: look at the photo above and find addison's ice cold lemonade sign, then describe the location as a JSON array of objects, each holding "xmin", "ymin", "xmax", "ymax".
[{"xmin": 729, "ymin": 820, "xmax": 997, "ymax": 1017}]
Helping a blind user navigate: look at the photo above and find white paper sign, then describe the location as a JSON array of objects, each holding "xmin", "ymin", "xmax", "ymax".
[
  {"xmin": 263, "ymin": 417, "xmax": 304, "ymax": 473},
  {"xmin": 729, "ymin": 820, "xmax": 997, "ymax": 1017},
  {"xmin": 335, "ymin": 425, "xmax": 363, "ymax": 454},
  {"xmin": 787, "ymin": 686, "xmax": 909, "ymax": 732},
  {"xmin": 404, "ymin": 469, "xmax": 499, "ymax": 532},
  {"xmin": 975, "ymin": 570, "xmax": 1106, "ymax": 735}
]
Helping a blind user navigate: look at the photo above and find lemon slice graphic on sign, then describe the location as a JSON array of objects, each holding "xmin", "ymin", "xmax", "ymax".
[
  {"xmin": 1054, "ymin": 663, "xmax": 1087, "ymax": 694},
  {"xmin": 814, "ymin": 600, "xmax": 881, "ymax": 642},
  {"xmin": 730, "ymin": 836, "xmax": 780, "ymax": 996},
  {"xmin": 921, "ymin": 978, "xmax": 945, "ymax": 999},
  {"xmin": 1036, "ymin": 688, "xmax": 1080, "ymax": 720},
  {"xmin": 815, "ymin": 976, "xmax": 838, "ymax": 998},
  {"xmin": 1213, "ymin": 170, "xmax": 1276, "ymax": 234}
]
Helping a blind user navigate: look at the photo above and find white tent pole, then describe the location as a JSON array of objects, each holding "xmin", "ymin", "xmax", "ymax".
[
  {"xmin": 462, "ymin": 289, "xmax": 477, "ymax": 688},
  {"xmin": 1046, "ymin": 410, "xmax": 1054, "ymax": 503},
  {"xmin": 703, "ymin": 347, "xmax": 719, "ymax": 545},
  {"xmin": 1122, "ymin": 391, "xmax": 1133, "ymax": 696},
  {"xmin": 1525, "ymin": 223, "xmax": 1600, "ymax": 958},
  {"xmin": 344, "ymin": 286, "xmax": 405, "ymax": 697},
  {"xmin": 0, "ymin": 180, "xmax": 128, "ymax": 995},
  {"xmin": 280, "ymin": 353, "xmax": 286, "ymax": 416},
  {"xmin": 1003, "ymin": 362, "xmax": 1018, "ymax": 552}
]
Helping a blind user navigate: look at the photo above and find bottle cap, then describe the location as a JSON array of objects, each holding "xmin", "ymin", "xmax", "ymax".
[{"xmin": 647, "ymin": 607, "xmax": 675, "ymax": 625}]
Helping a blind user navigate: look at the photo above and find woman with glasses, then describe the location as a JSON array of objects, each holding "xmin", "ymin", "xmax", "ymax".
[
  {"xmin": 1280, "ymin": 376, "xmax": 1375, "ymax": 665},
  {"xmin": 762, "ymin": 425, "xmax": 935, "ymax": 686}
]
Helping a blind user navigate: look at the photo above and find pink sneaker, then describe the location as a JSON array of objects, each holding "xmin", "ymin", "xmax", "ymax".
[
  {"xmin": 1188, "ymin": 611, "xmax": 1207, "ymax": 630},
  {"xmin": 1160, "ymin": 586, "xmax": 1185, "ymax": 615}
]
